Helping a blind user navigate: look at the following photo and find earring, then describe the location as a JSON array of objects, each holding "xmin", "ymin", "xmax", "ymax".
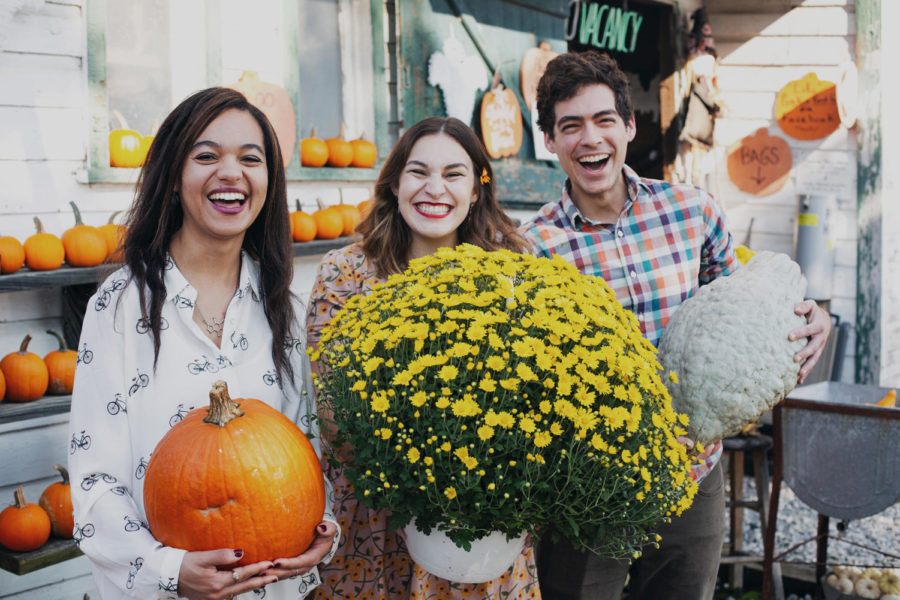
[{"xmin": 171, "ymin": 191, "xmax": 180, "ymax": 206}]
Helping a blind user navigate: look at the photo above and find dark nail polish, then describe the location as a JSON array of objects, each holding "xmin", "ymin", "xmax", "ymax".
[
  {"xmin": 234, "ymin": 549, "xmax": 244, "ymax": 558},
  {"xmin": 317, "ymin": 523, "xmax": 328, "ymax": 533}
]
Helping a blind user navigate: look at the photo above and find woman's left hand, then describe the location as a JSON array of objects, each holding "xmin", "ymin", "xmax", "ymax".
[
  {"xmin": 263, "ymin": 521, "xmax": 339, "ymax": 581},
  {"xmin": 789, "ymin": 300, "xmax": 832, "ymax": 384}
]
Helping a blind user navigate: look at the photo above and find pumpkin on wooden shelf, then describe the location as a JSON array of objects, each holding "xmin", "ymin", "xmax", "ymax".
[
  {"xmin": 0, "ymin": 369, "xmax": 5, "ymax": 403},
  {"xmin": 39, "ymin": 465, "xmax": 74, "ymax": 538},
  {"xmin": 291, "ymin": 200, "xmax": 317, "ymax": 243},
  {"xmin": 300, "ymin": 127, "xmax": 329, "ymax": 167},
  {"xmin": 325, "ymin": 124, "xmax": 354, "ymax": 168},
  {"xmin": 0, "ymin": 235, "xmax": 26, "ymax": 274},
  {"xmin": 98, "ymin": 211, "xmax": 127, "ymax": 263},
  {"xmin": 143, "ymin": 381, "xmax": 326, "ymax": 566},
  {"xmin": 24, "ymin": 217, "xmax": 65, "ymax": 271},
  {"xmin": 350, "ymin": 134, "xmax": 377, "ymax": 168},
  {"xmin": 109, "ymin": 110, "xmax": 145, "ymax": 168},
  {"xmin": 139, "ymin": 120, "xmax": 158, "ymax": 166},
  {"xmin": 0, "ymin": 334, "xmax": 50, "ymax": 403},
  {"xmin": 227, "ymin": 71, "xmax": 296, "ymax": 167},
  {"xmin": 62, "ymin": 202, "xmax": 108, "ymax": 268},
  {"xmin": 313, "ymin": 199, "xmax": 344, "ymax": 240},
  {"xmin": 0, "ymin": 486, "xmax": 51, "ymax": 552},
  {"xmin": 336, "ymin": 191, "xmax": 361, "ymax": 236},
  {"xmin": 44, "ymin": 330, "xmax": 77, "ymax": 395}
]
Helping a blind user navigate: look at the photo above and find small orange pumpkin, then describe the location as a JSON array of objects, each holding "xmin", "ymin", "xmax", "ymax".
[
  {"xmin": 227, "ymin": 72, "xmax": 296, "ymax": 167},
  {"xmin": 0, "ymin": 486, "xmax": 51, "ymax": 552},
  {"xmin": 336, "ymin": 192, "xmax": 361, "ymax": 236},
  {"xmin": 24, "ymin": 217, "xmax": 65, "ymax": 271},
  {"xmin": 44, "ymin": 330, "xmax": 77, "ymax": 395},
  {"xmin": 301, "ymin": 127, "xmax": 329, "ymax": 167},
  {"xmin": 480, "ymin": 72, "xmax": 523, "ymax": 159},
  {"xmin": 143, "ymin": 381, "xmax": 326, "ymax": 566},
  {"xmin": 350, "ymin": 134, "xmax": 377, "ymax": 168},
  {"xmin": 0, "ymin": 235, "xmax": 26, "ymax": 274},
  {"xmin": 358, "ymin": 193, "xmax": 374, "ymax": 220},
  {"xmin": 99, "ymin": 211, "xmax": 127, "ymax": 263},
  {"xmin": 39, "ymin": 465, "xmax": 74, "ymax": 538},
  {"xmin": 62, "ymin": 202, "xmax": 109, "ymax": 268},
  {"xmin": 109, "ymin": 110, "xmax": 144, "ymax": 168},
  {"xmin": 313, "ymin": 199, "xmax": 345, "ymax": 240},
  {"xmin": 326, "ymin": 124, "xmax": 354, "ymax": 168},
  {"xmin": 0, "ymin": 369, "xmax": 6, "ymax": 403},
  {"xmin": 0, "ymin": 334, "xmax": 50, "ymax": 403},
  {"xmin": 291, "ymin": 200, "xmax": 317, "ymax": 243}
]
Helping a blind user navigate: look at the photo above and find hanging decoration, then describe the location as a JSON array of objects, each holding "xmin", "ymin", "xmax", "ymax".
[
  {"xmin": 726, "ymin": 128, "xmax": 793, "ymax": 196},
  {"xmin": 519, "ymin": 41, "xmax": 558, "ymax": 113},
  {"xmin": 775, "ymin": 73, "xmax": 840, "ymax": 141},
  {"xmin": 428, "ymin": 25, "xmax": 489, "ymax": 124},
  {"xmin": 480, "ymin": 69, "xmax": 523, "ymax": 159},
  {"xmin": 227, "ymin": 71, "xmax": 296, "ymax": 166}
]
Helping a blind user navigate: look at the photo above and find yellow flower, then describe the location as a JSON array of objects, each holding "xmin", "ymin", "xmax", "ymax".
[
  {"xmin": 478, "ymin": 376, "xmax": 497, "ymax": 393},
  {"xmin": 407, "ymin": 447, "xmax": 420, "ymax": 463},
  {"xmin": 533, "ymin": 430, "xmax": 552, "ymax": 448},
  {"xmin": 438, "ymin": 365, "xmax": 459, "ymax": 382},
  {"xmin": 436, "ymin": 397, "xmax": 451, "ymax": 409},
  {"xmin": 371, "ymin": 394, "xmax": 390, "ymax": 413},
  {"xmin": 477, "ymin": 425, "xmax": 495, "ymax": 440},
  {"xmin": 441, "ymin": 441, "xmax": 452, "ymax": 452},
  {"xmin": 499, "ymin": 378, "xmax": 520, "ymax": 391},
  {"xmin": 516, "ymin": 363, "xmax": 538, "ymax": 382},
  {"xmin": 668, "ymin": 370, "xmax": 679, "ymax": 384},
  {"xmin": 444, "ymin": 487, "xmax": 457, "ymax": 500},
  {"xmin": 519, "ymin": 416, "xmax": 536, "ymax": 433},
  {"xmin": 486, "ymin": 356, "xmax": 506, "ymax": 371},
  {"xmin": 351, "ymin": 380, "xmax": 367, "ymax": 392},
  {"xmin": 410, "ymin": 391, "xmax": 427, "ymax": 407}
]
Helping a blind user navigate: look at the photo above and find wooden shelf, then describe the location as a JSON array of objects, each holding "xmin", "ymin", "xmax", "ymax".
[
  {"xmin": 0, "ymin": 536, "xmax": 82, "ymax": 575},
  {"xmin": 0, "ymin": 395, "xmax": 72, "ymax": 425},
  {"xmin": 0, "ymin": 237, "xmax": 354, "ymax": 293}
]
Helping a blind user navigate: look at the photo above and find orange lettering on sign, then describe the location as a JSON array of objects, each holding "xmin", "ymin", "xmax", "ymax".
[
  {"xmin": 726, "ymin": 128, "xmax": 793, "ymax": 196},
  {"xmin": 775, "ymin": 73, "xmax": 840, "ymax": 141}
]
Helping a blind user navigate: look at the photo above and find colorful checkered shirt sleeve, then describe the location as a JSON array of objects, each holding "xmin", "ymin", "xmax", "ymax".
[{"xmin": 518, "ymin": 165, "xmax": 738, "ymax": 481}]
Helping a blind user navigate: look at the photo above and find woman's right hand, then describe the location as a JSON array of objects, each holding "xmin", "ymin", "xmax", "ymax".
[{"xmin": 178, "ymin": 549, "xmax": 277, "ymax": 600}]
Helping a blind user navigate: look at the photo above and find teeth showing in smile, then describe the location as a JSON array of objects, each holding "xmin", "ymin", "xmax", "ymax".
[
  {"xmin": 578, "ymin": 153, "xmax": 610, "ymax": 165},
  {"xmin": 415, "ymin": 203, "xmax": 451, "ymax": 216},
  {"xmin": 209, "ymin": 192, "xmax": 246, "ymax": 202}
]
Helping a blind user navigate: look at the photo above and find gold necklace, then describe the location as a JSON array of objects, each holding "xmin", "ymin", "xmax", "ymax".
[{"xmin": 200, "ymin": 313, "xmax": 225, "ymax": 337}]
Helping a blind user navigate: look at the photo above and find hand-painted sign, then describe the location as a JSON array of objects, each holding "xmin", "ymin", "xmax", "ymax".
[
  {"xmin": 726, "ymin": 128, "xmax": 793, "ymax": 196},
  {"xmin": 565, "ymin": 1, "xmax": 644, "ymax": 53},
  {"xmin": 775, "ymin": 73, "xmax": 840, "ymax": 140}
]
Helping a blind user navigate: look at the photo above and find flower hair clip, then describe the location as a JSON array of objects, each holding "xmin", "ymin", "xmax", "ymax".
[{"xmin": 480, "ymin": 168, "xmax": 491, "ymax": 185}]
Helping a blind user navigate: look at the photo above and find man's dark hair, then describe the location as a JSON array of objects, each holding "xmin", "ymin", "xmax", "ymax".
[{"xmin": 536, "ymin": 51, "xmax": 633, "ymax": 136}]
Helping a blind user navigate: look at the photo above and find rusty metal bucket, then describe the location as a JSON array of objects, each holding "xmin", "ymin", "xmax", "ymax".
[{"xmin": 781, "ymin": 381, "xmax": 900, "ymax": 520}]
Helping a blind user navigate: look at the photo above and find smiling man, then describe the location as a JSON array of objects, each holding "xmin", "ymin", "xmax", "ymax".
[{"xmin": 518, "ymin": 51, "xmax": 831, "ymax": 600}]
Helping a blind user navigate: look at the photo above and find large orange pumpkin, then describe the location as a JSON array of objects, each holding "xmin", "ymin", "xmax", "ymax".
[
  {"xmin": 24, "ymin": 217, "xmax": 65, "ymax": 271},
  {"xmin": 99, "ymin": 211, "xmax": 127, "ymax": 263},
  {"xmin": 39, "ymin": 465, "xmax": 74, "ymax": 538},
  {"xmin": 350, "ymin": 135, "xmax": 377, "ymax": 168},
  {"xmin": 1, "ymin": 334, "xmax": 50, "ymax": 403},
  {"xmin": 44, "ymin": 330, "xmax": 77, "ymax": 395},
  {"xmin": 312, "ymin": 199, "xmax": 344, "ymax": 240},
  {"xmin": 0, "ymin": 486, "xmax": 51, "ymax": 552},
  {"xmin": 325, "ymin": 124, "xmax": 354, "ymax": 168},
  {"xmin": 301, "ymin": 128, "xmax": 329, "ymax": 167},
  {"xmin": 0, "ymin": 235, "xmax": 26, "ymax": 274},
  {"xmin": 62, "ymin": 202, "xmax": 108, "ymax": 268},
  {"xmin": 109, "ymin": 110, "xmax": 144, "ymax": 168},
  {"xmin": 143, "ymin": 381, "xmax": 326, "ymax": 566},
  {"xmin": 480, "ymin": 76, "xmax": 523, "ymax": 159},
  {"xmin": 227, "ymin": 71, "xmax": 296, "ymax": 167},
  {"xmin": 291, "ymin": 200, "xmax": 317, "ymax": 243}
]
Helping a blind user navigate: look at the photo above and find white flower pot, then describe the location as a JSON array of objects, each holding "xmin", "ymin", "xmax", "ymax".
[{"xmin": 402, "ymin": 519, "xmax": 526, "ymax": 583}]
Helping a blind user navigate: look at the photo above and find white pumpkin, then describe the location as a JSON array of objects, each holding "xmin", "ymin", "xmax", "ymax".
[{"xmin": 658, "ymin": 251, "xmax": 808, "ymax": 445}]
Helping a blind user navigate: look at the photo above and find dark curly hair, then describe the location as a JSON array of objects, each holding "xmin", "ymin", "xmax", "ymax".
[{"xmin": 536, "ymin": 51, "xmax": 633, "ymax": 136}]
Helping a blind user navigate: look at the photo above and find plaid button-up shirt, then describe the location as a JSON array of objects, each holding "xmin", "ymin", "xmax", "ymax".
[{"xmin": 518, "ymin": 165, "xmax": 738, "ymax": 481}]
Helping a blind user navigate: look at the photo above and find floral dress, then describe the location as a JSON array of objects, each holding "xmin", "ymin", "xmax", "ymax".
[{"xmin": 306, "ymin": 243, "xmax": 541, "ymax": 600}]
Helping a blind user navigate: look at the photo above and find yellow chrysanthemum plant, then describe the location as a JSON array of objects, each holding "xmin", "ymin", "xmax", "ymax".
[{"xmin": 310, "ymin": 244, "xmax": 698, "ymax": 558}]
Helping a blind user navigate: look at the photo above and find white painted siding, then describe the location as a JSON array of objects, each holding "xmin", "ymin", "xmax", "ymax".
[{"xmin": 708, "ymin": 0, "xmax": 858, "ymax": 382}]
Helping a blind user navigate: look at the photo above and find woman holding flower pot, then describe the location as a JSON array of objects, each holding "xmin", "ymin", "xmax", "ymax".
[{"xmin": 305, "ymin": 117, "xmax": 540, "ymax": 599}]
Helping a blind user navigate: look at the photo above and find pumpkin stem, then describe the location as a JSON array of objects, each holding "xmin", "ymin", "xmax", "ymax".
[
  {"xmin": 53, "ymin": 464, "xmax": 70, "ymax": 485},
  {"xmin": 295, "ymin": 199, "xmax": 302, "ymax": 212},
  {"xmin": 338, "ymin": 122, "xmax": 346, "ymax": 141},
  {"xmin": 18, "ymin": 334, "xmax": 33, "ymax": 354},
  {"xmin": 203, "ymin": 381, "xmax": 245, "ymax": 427},
  {"xmin": 69, "ymin": 201, "xmax": 85, "ymax": 226},
  {"xmin": 33, "ymin": 216, "xmax": 45, "ymax": 234},
  {"xmin": 339, "ymin": 188, "xmax": 345, "ymax": 205},
  {"xmin": 316, "ymin": 197, "xmax": 327, "ymax": 211},
  {"xmin": 111, "ymin": 109, "xmax": 130, "ymax": 131},
  {"xmin": 107, "ymin": 210, "xmax": 123, "ymax": 225},
  {"xmin": 149, "ymin": 119, "xmax": 159, "ymax": 136},
  {"xmin": 309, "ymin": 126, "xmax": 318, "ymax": 139},
  {"xmin": 47, "ymin": 329, "xmax": 68, "ymax": 351},
  {"xmin": 13, "ymin": 486, "xmax": 27, "ymax": 509}
]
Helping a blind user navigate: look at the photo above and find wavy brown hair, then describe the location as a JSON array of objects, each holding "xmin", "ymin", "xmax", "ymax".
[
  {"xmin": 358, "ymin": 117, "xmax": 527, "ymax": 277},
  {"xmin": 122, "ymin": 87, "xmax": 296, "ymax": 381}
]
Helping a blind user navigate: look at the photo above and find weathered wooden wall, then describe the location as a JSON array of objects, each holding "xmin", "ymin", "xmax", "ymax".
[{"xmin": 707, "ymin": 0, "xmax": 858, "ymax": 382}]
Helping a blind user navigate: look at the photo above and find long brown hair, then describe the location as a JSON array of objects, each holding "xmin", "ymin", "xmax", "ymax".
[
  {"xmin": 122, "ymin": 87, "xmax": 296, "ymax": 381},
  {"xmin": 358, "ymin": 117, "xmax": 526, "ymax": 276}
]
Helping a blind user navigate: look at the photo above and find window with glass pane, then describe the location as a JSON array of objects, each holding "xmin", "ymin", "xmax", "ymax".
[
  {"xmin": 297, "ymin": 0, "xmax": 344, "ymax": 138},
  {"xmin": 106, "ymin": 0, "xmax": 172, "ymax": 137}
]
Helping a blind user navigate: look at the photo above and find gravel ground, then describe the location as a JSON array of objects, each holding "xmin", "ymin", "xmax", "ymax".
[{"xmin": 726, "ymin": 477, "xmax": 900, "ymax": 569}]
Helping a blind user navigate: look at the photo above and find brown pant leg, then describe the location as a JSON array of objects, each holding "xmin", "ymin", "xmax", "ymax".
[
  {"xmin": 537, "ymin": 534, "xmax": 628, "ymax": 600},
  {"xmin": 627, "ymin": 462, "xmax": 726, "ymax": 600}
]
